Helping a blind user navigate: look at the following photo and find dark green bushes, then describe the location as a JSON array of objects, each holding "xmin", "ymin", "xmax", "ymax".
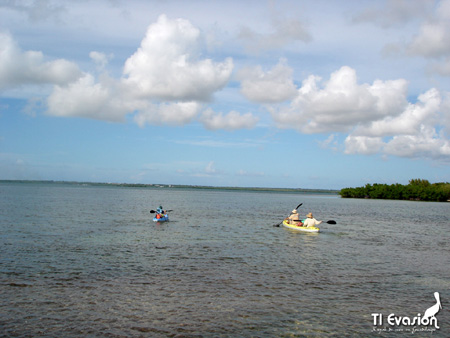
[{"xmin": 340, "ymin": 179, "xmax": 450, "ymax": 202}]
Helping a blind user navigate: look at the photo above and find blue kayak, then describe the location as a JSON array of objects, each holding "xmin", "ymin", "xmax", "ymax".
[{"xmin": 153, "ymin": 214, "xmax": 169, "ymax": 222}]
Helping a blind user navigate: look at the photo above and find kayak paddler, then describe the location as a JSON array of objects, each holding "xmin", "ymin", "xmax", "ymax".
[
  {"xmin": 156, "ymin": 205, "xmax": 166, "ymax": 219},
  {"xmin": 303, "ymin": 212, "xmax": 322, "ymax": 227},
  {"xmin": 288, "ymin": 209, "xmax": 303, "ymax": 226}
]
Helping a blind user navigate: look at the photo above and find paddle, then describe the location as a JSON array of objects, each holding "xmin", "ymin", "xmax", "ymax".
[
  {"xmin": 273, "ymin": 203, "xmax": 303, "ymax": 227},
  {"xmin": 279, "ymin": 219, "xmax": 337, "ymax": 229},
  {"xmin": 150, "ymin": 209, "xmax": 173, "ymax": 213},
  {"xmin": 298, "ymin": 220, "xmax": 336, "ymax": 225}
]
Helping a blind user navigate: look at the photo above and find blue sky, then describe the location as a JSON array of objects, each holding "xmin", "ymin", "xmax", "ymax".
[{"xmin": 1, "ymin": 0, "xmax": 449, "ymax": 189}]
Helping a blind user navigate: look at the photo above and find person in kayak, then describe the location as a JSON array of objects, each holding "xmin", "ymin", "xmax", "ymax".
[
  {"xmin": 288, "ymin": 209, "xmax": 303, "ymax": 226},
  {"xmin": 156, "ymin": 206, "xmax": 166, "ymax": 219},
  {"xmin": 303, "ymin": 212, "xmax": 322, "ymax": 227}
]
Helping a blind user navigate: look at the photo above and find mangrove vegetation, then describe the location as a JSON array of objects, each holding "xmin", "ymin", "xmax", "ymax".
[{"xmin": 340, "ymin": 179, "xmax": 450, "ymax": 202}]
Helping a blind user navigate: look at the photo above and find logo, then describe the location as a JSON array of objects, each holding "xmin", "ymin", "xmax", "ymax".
[{"xmin": 371, "ymin": 292, "xmax": 442, "ymax": 334}]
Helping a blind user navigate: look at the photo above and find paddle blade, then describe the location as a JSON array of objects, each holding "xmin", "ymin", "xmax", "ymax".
[
  {"xmin": 326, "ymin": 220, "xmax": 336, "ymax": 224},
  {"xmin": 149, "ymin": 210, "xmax": 156, "ymax": 213}
]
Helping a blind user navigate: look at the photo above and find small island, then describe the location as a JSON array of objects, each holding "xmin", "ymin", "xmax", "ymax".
[{"xmin": 340, "ymin": 179, "xmax": 450, "ymax": 202}]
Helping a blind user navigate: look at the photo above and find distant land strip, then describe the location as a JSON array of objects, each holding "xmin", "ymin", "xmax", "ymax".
[{"xmin": 0, "ymin": 180, "xmax": 339, "ymax": 194}]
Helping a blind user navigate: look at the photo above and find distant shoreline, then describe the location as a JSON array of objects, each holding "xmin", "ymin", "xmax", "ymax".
[{"xmin": 0, "ymin": 179, "xmax": 339, "ymax": 195}]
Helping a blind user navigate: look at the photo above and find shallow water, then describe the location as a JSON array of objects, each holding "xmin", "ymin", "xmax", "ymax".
[{"xmin": 1, "ymin": 182, "xmax": 449, "ymax": 337}]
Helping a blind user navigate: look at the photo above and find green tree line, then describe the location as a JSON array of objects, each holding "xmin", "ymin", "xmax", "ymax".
[{"xmin": 340, "ymin": 179, "xmax": 450, "ymax": 202}]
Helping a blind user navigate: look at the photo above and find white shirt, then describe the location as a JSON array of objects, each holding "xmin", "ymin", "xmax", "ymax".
[{"xmin": 303, "ymin": 217, "xmax": 322, "ymax": 227}]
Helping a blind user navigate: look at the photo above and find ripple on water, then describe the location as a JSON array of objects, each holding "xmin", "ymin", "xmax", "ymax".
[{"xmin": 1, "ymin": 184, "xmax": 449, "ymax": 337}]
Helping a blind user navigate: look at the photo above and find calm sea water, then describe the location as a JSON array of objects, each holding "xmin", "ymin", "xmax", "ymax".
[{"xmin": 1, "ymin": 182, "xmax": 449, "ymax": 337}]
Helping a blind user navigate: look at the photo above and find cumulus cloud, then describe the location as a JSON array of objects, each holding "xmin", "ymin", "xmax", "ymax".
[
  {"xmin": 383, "ymin": 126, "xmax": 450, "ymax": 158},
  {"xmin": 267, "ymin": 65, "xmax": 449, "ymax": 160},
  {"xmin": 344, "ymin": 88, "xmax": 450, "ymax": 160},
  {"xmin": 351, "ymin": 88, "xmax": 441, "ymax": 137},
  {"xmin": 2, "ymin": 10, "xmax": 449, "ymax": 162},
  {"xmin": 406, "ymin": 0, "xmax": 450, "ymax": 56},
  {"xmin": 47, "ymin": 14, "xmax": 234, "ymax": 123},
  {"xmin": 345, "ymin": 126, "xmax": 450, "ymax": 160},
  {"xmin": 408, "ymin": 21, "xmax": 450, "ymax": 58},
  {"xmin": 0, "ymin": 16, "xmax": 240, "ymax": 128},
  {"xmin": 0, "ymin": 32, "xmax": 82, "ymax": 90},
  {"xmin": 238, "ymin": 58, "xmax": 297, "ymax": 103},
  {"xmin": 344, "ymin": 135, "xmax": 385, "ymax": 155},
  {"xmin": 46, "ymin": 73, "xmax": 129, "ymax": 122},
  {"xmin": 271, "ymin": 66, "xmax": 409, "ymax": 133},
  {"xmin": 122, "ymin": 14, "xmax": 233, "ymax": 101},
  {"xmin": 199, "ymin": 108, "xmax": 259, "ymax": 131},
  {"xmin": 47, "ymin": 76, "xmax": 202, "ymax": 126},
  {"xmin": 404, "ymin": 0, "xmax": 450, "ymax": 76},
  {"xmin": 134, "ymin": 101, "xmax": 201, "ymax": 127}
]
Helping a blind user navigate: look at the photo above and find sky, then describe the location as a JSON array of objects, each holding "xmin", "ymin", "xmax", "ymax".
[{"xmin": 0, "ymin": 0, "xmax": 449, "ymax": 189}]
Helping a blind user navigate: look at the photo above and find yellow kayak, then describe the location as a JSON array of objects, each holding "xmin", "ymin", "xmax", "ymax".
[{"xmin": 282, "ymin": 219, "xmax": 320, "ymax": 233}]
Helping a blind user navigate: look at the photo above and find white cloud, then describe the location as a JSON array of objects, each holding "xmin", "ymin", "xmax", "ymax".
[
  {"xmin": 344, "ymin": 88, "xmax": 450, "ymax": 160},
  {"xmin": 408, "ymin": 21, "xmax": 450, "ymax": 58},
  {"xmin": 351, "ymin": 88, "xmax": 441, "ymax": 137},
  {"xmin": 199, "ymin": 108, "xmax": 259, "ymax": 131},
  {"xmin": 46, "ymin": 14, "xmax": 237, "ymax": 127},
  {"xmin": 346, "ymin": 125, "xmax": 450, "ymax": 160},
  {"xmin": 238, "ymin": 58, "xmax": 297, "ymax": 103},
  {"xmin": 2, "ymin": 6, "xmax": 450, "ymax": 164},
  {"xmin": 271, "ymin": 66, "xmax": 408, "ymax": 133},
  {"xmin": 122, "ymin": 14, "xmax": 233, "ymax": 101},
  {"xmin": 0, "ymin": 32, "xmax": 82, "ymax": 90},
  {"xmin": 344, "ymin": 135, "xmax": 384, "ymax": 155},
  {"xmin": 133, "ymin": 101, "xmax": 201, "ymax": 127},
  {"xmin": 266, "ymin": 65, "xmax": 449, "ymax": 160},
  {"xmin": 405, "ymin": 0, "xmax": 450, "ymax": 75},
  {"xmin": 1, "ymin": 15, "xmax": 239, "ymax": 129},
  {"xmin": 46, "ymin": 73, "xmax": 129, "ymax": 122},
  {"xmin": 383, "ymin": 125, "xmax": 450, "ymax": 159}
]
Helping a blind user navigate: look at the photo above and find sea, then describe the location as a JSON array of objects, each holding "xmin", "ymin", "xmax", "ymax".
[{"xmin": 1, "ymin": 181, "xmax": 449, "ymax": 337}]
